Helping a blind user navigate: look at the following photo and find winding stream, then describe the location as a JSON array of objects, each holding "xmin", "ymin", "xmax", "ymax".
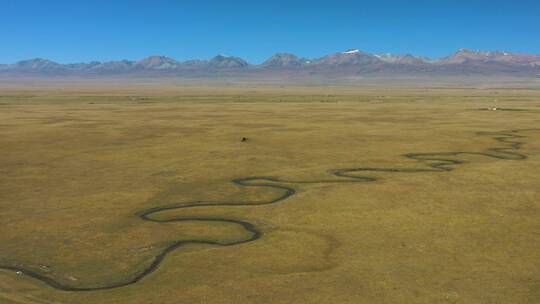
[{"xmin": 1, "ymin": 129, "xmax": 538, "ymax": 291}]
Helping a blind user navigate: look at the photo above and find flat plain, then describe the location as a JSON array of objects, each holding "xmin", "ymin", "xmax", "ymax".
[{"xmin": 1, "ymin": 84, "xmax": 540, "ymax": 303}]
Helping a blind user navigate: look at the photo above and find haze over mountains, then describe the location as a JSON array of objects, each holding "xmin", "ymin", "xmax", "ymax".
[{"xmin": 2, "ymin": 49, "xmax": 540, "ymax": 77}]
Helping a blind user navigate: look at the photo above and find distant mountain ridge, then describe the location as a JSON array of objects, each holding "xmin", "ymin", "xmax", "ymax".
[
  {"xmin": 1, "ymin": 49, "xmax": 539, "ymax": 76},
  {"xmin": 262, "ymin": 53, "xmax": 309, "ymax": 68}
]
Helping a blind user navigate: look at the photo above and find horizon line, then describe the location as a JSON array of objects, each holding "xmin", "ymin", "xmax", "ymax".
[{"xmin": 3, "ymin": 47, "xmax": 539, "ymax": 65}]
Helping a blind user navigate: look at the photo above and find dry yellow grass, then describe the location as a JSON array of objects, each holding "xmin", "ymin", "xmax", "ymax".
[{"xmin": 1, "ymin": 85, "xmax": 539, "ymax": 303}]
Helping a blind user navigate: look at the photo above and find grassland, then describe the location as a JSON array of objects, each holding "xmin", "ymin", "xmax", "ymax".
[{"xmin": 1, "ymin": 84, "xmax": 540, "ymax": 303}]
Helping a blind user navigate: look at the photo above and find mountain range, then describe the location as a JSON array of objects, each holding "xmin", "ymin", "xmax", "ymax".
[{"xmin": 1, "ymin": 49, "xmax": 539, "ymax": 77}]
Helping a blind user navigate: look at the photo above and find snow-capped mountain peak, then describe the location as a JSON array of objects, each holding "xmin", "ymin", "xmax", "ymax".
[{"xmin": 343, "ymin": 49, "xmax": 360, "ymax": 54}]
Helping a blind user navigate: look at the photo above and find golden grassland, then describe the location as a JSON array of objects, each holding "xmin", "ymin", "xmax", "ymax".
[{"xmin": 1, "ymin": 85, "xmax": 540, "ymax": 303}]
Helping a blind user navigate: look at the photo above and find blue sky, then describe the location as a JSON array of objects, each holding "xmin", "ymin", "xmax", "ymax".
[{"xmin": 2, "ymin": 0, "xmax": 540, "ymax": 64}]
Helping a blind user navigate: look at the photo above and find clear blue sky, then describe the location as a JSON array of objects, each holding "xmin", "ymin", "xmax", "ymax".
[{"xmin": 2, "ymin": 0, "xmax": 540, "ymax": 64}]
